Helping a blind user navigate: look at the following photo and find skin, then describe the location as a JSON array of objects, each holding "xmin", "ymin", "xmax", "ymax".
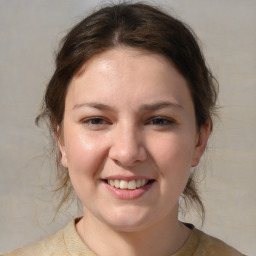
[{"xmin": 58, "ymin": 47, "xmax": 210, "ymax": 256}]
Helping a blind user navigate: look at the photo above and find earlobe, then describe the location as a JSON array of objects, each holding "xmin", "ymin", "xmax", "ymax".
[
  {"xmin": 56, "ymin": 126, "xmax": 68, "ymax": 168},
  {"xmin": 191, "ymin": 121, "xmax": 211, "ymax": 167}
]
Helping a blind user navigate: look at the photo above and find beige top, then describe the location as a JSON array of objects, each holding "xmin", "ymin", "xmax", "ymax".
[{"xmin": 2, "ymin": 219, "xmax": 245, "ymax": 256}]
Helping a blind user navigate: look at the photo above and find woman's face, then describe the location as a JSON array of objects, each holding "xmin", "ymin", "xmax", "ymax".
[{"xmin": 58, "ymin": 47, "xmax": 209, "ymax": 231}]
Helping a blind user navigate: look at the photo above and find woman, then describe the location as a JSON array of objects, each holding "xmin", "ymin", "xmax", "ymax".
[{"xmin": 3, "ymin": 2, "xmax": 245, "ymax": 256}]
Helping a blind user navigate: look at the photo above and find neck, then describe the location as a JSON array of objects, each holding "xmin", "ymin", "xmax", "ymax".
[{"xmin": 76, "ymin": 206, "xmax": 192, "ymax": 256}]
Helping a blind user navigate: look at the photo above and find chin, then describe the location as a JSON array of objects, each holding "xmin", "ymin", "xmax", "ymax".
[
  {"xmin": 100, "ymin": 206, "xmax": 153, "ymax": 232},
  {"xmin": 107, "ymin": 219, "xmax": 150, "ymax": 233}
]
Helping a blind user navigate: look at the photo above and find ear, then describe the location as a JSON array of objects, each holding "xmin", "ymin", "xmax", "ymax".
[
  {"xmin": 56, "ymin": 126, "xmax": 68, "ymax": 168},
  {"xmin": 191, "ymin": 121, "xmax": 211, "ymax": 167}
]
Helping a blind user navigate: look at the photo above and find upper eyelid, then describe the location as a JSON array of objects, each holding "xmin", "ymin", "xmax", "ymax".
[
  {"xmin": 80, "ymin": 115, "xmax": 176, "ymax": 124},
  {"xmin": 146, "ymin": 116, "xmax": 175, "ymax": 122},
  {"xmin": 144, "ymin": 117, "xmax": 176, "ymax": 127},
  {"xmin": 82, "ymin": 116, "xmax": 110, "ymax": 124}
]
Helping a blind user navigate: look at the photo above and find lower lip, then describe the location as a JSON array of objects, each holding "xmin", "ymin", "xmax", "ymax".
[{"xmin": 103, "ymin": 181, "xmax": 154, "ymax": 200}]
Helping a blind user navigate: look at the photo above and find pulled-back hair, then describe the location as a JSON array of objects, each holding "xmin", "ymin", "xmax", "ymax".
[{"xmin": 37, "ymin": 2, "xmax": 218, "ymax": 220}]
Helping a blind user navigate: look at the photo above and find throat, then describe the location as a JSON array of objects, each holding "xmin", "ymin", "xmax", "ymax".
[{"xmin": 75, "ymin": 214, "xmax": 192, "ymax": 256}]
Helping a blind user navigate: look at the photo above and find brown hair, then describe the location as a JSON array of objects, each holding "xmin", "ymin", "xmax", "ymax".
[{"xmin": 37, "ymin": 2, "xmax": 218, "ymax": 219}]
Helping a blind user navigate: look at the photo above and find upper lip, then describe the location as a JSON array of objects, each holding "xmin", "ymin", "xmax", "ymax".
[{"xmin": 102, "ymin": 175, "xmax": 154, "ymax": 181}]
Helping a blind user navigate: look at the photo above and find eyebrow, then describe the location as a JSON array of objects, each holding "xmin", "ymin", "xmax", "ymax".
[
  {"xmin": 73, "ymin": 101, "xmax": 183, "ymax": 112},
  {"xmin": 73, "ymin": 102, "xmax": 113, "ymax": 111},
  {"xmin": 138, "ymin": 101, "xmax": 183, "ymax": 112}
]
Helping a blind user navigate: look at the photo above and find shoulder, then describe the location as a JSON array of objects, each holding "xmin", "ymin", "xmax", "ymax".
[
  {"xmin": 1, "ymin": 227, "xmax": 68, "ymax": 256},
  {"xmin": 1, "ymin": 218, "xmax": 95, "ymax": 256},
  {"xmin": 194, "ymin": 229, "xmax": 246, "ymax": 256}
]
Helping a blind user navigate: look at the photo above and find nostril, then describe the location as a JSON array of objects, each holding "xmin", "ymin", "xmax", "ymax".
[{"xmin": 109, "ymin": 146, "xmax": 147, "ymax": 167}]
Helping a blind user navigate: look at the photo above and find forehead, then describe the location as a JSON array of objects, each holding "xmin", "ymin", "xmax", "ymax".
[
  {"xmin": 65, "ymin": 47, "xmax": 193, "ymax": 110},
  {"xmin": 73, "ymin": 46, "xmax": 179, "ymax": 88}
]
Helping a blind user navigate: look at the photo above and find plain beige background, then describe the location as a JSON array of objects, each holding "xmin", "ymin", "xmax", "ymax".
[{"xmin": 0, "ymin": 0, "xmax": 255, "ymax": 255}]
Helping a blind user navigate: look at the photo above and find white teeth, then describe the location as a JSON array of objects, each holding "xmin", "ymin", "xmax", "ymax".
[
  {"xmin": 136, "ymin": 179, "xmax": 142, "ymax": 188},
  {"xmin": 120, "ymin": 180, "xmax": 128, "ymax": 189},
  {"xmin": 107, "ymin": 179, "xmax": 150, "ymax": 190},
  {"xmin": 128, "ymin": 180, "xmax": 136, "ymax": 190},
  {"xmin": 114, "ymin": 180, "xmax": 120, "ymax": 188}
]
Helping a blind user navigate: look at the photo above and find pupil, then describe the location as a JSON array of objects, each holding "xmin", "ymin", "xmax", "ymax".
[
  {"xmin": 155, "ymin": 118, "xmax": 164, "ymax": 124},
  {"xmin": 92, "ymin": 118, "xmax": 101, "ymax": 124}
]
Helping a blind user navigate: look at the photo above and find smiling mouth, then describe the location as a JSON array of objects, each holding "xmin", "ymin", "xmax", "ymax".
[{"xmin": 105, "ymin": 179, "xmax": 154, "ymax": 190}]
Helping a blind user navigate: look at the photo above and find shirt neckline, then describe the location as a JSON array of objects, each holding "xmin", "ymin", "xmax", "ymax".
[{"xmin": 63, "ymin": 218, "xmax": 201, "ymax": 256}]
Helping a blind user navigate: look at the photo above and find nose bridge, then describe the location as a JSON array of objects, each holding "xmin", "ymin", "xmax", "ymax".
[{"xmin": 109, "ymin": 120, "xmax": 147, "ymax": 166}]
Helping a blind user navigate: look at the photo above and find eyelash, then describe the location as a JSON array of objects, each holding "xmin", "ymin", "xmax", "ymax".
[
  {"xmin": 146, "ymin": 117, "xmax": 175, "ymax": 126},
  {"xmin": 82, "ymin": 117, "xmax": 110, "ymax": 127},
  {"xmin": 82, "ymin": 116, "xmax": 175, "ymax": 128}
]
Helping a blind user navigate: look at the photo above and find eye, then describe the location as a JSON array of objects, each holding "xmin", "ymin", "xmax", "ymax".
[
  {"xmin": 146, "ymin": 117, "xmax": 175, "ymax": 126},
  {"xmin": 82, "ymin": 117, "xmax": 110, "ymax": 127}
]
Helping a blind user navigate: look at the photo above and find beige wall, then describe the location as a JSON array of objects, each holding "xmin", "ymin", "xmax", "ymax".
[{"xmin": 0, "ymin": 0, "xmax": 255, "ymax": 255}]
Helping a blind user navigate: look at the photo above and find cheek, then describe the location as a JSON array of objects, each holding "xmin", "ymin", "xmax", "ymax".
[
  {"xmin": 63, "ymin": 131, "xmax": 109, "ymax": 203},
  {"xmin": 64, "ymin": 131, "xmax": 107, "ymax": 179},
  {"xmin": 149, "ymin": 134, "xmax": 194, "ymax": 193},
  {"xmin": 151, "ymin": 134, "xmax": 195, "ymax": 170}
]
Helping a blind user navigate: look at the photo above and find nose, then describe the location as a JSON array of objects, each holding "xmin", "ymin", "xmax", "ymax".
[{"xmin": 109, "ymin": 123, "xmax": 147, "ymax": 167}]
